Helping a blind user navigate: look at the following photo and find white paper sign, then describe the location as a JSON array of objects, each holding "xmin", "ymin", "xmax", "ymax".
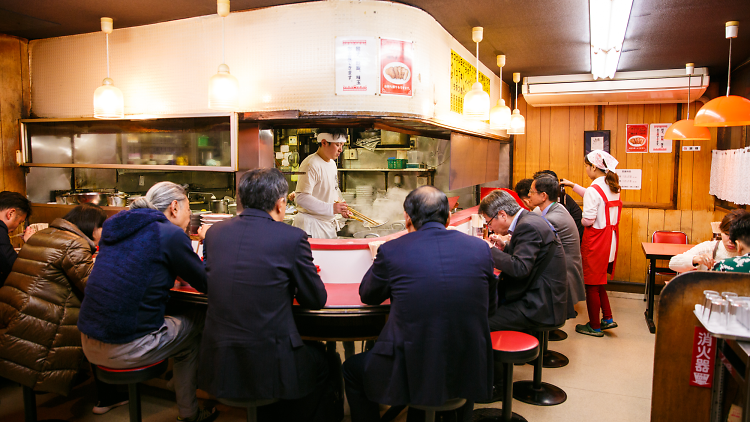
[
  {"xmin": 591, "ymin": 136, "xmax": 604, "ymax": 151},
  {"xmin": 335, "ymin": 37, "xmax": 378, "ymax": 95},
  {"xmin": 615, "ymin": 169, "xmax": 642, "ymax": 190},
  {"xmin": 649, "ymin": 123, "xmax": 672, "ymax": 153}
]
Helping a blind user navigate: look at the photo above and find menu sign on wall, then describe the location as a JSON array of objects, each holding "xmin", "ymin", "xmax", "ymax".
[
  {"xmin": 380, "ymin": 39, "xmax": 413, "ymax": 96},
  {"xmin": 450, "ymin": 50, "xmax": 490, "ymax": 114},
  {"xmin": 626, "ymin": 124, "xmax": 649, "ymax": 153},
  {"xmin": 335, "ymin": 37, "xmax": 378, "ymax": 95},
  {"xmin": 614, "ymin": 169, "xmax": 642, "ymax": 190},
  {"xmin": 649, "ymin": 123, "xmax": 672, "ymax": 153}
]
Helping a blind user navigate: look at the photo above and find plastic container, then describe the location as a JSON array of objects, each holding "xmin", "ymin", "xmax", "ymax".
[{"xmin": 387, "ymin": 158, "xmax": 407, "ymax": 169}]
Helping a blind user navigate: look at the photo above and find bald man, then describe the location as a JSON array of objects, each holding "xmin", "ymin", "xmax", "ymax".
[{"xmin": 293, "ymin": 130, "xmax": 352, "ymax": 238}]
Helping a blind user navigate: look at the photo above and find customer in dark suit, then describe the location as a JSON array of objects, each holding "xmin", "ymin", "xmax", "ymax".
[
  {"xmin": 534, "ymin": 170, "xmax": 584, "ymax": 241},
  {"xmin": 198, "ymin": 168, "xmax": 340, "ymax": 422},
  {"xmin": 479, "ymin": 189, "xmax": 568, "ymax": 332},
  {"xmin": 343, "ymin": 186, "xmax": 497, "ymax": 422}
]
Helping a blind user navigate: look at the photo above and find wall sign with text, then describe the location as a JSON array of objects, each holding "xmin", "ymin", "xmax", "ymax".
[
  {"xmin": 450, "ymin": 50, "xmax": 490, "ymax": 114},
  {"xmin": 626, "ymin": 124, "xmax": 649, "ymax": 153},
  {"xmin": 380, "ymin": 39, "xmax": 413, "ymax": 96},
  {"xmin": 584, "ymin": 130, "xmax": 611, "ymax": 155},
  {"xmin": 335, "ymin": 37, "xmax": 378, "ymax": 95},
  {"xmin": 649, "ymin": 123, "xmax": 672, "ymax": 153},
  {"xmin": 614, "ymin": 169, "xmax": 642, "ymax": 190},
  {"xmin": 689, "ymin": 327, "xmax": 715, "ymax": 388}
]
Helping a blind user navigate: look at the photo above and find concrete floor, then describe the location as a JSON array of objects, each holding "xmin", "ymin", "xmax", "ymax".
[{"xmin": 0, "ymin": 292, "xmax": 656, "ymax": 422}]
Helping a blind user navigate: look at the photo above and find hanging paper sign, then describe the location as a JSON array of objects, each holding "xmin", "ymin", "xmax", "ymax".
[
  {"xmin": 450, "ymin": 50, "xmax": 490, "ymax": 114},
  {"xmin": 614, "ymin": 169, "xmax": 642, "ymax": 190},
  {"xmin": 689, "ymin": 326, "xmax": 715, "ymax": 388},
  {"xmin": 626, "ymin": 124, "xmax": 649, "ymax": 153},
  {"xmin": 380, "ymin": 39, "xmax": 413, "ymax": 96},
  {"xmin": 335, "ymin": 37, "xmax": 378, "ymax": 95},
  {"xmin": 649, "ymin": 123, "xmax": 672, "ymax": 153}
]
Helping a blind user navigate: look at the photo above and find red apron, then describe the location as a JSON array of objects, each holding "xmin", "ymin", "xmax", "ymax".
[{"xmin": 581, "ymin": 184, "xmax": 622, "ymax": 285}]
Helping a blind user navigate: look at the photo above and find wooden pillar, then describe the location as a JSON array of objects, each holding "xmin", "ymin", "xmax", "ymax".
[{"xmin": 0, "ymin": 34, "xmax": 29, "ymax": 195}]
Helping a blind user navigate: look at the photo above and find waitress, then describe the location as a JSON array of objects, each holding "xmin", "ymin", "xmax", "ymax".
[{"xmin": 561, "ymin": 150, "xmax": 622, "ymax": 337}]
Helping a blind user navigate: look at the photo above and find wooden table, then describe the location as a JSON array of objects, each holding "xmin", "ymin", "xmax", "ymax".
[{"xmin": 641, "ymin": 242, "xmax": 695, "ymax": 333}]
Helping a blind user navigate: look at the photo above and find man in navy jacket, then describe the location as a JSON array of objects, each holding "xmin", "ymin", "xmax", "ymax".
[
  {"xmin": 198, "ymin": 168, "xmax": 339, "ymax": 422},
  {"xmin": 343, "ymin": 186, "xmax": 497, "ymax": 422}
]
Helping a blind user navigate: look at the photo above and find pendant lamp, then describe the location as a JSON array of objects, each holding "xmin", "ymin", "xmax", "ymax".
[
  {"xmin": 664, "ymin": 63, "xmax": 711, "ymax": 141},
  {"xmin": 508, "ymin": 73, "xmax": 525, "ymax": 135},
  {"xmin": 463, "ymin": 27, "xmax": 490, "ymax": 120},
  {"xmin": 489, "ymin": 55, "xmax": 511, "ymax": 130},
  {"xmin": 93, "ymin": 18, "xmax": 124, "ymax": 119},
  {"xmin": 694, "ymin": 21, "xmax": 750, "ymax": 127},
  {"xmin": 208, "ymin": 0, "xmax": 240, "ymax": 111}
]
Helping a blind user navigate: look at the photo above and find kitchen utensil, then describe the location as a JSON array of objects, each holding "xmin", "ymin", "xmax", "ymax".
[
  {"xmin": 345, "ymin": 205, "xmax": 384, "ymax": 227},
  {"xmin": 353, "ymin": 228, "xmax": 400, "ymax": 238},
  {"xmin": 107, "ymin": 192, "xmax": 129, "ymax": 207},
  {"xmin": 210, "ymin": 198, "xmax": 229, "ymax": 214},
  {"xmin": 72, "ymin": 192, "xmax": 108, "ymax": 205}
]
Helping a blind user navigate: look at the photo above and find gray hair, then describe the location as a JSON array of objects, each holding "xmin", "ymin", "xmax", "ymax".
[
  {"xmin": 130, "ymin": 181, "xmax": 188, "ymax": 212},
  {"xmin": 479, "ymin": 190, "xmax": 521, "ymax": 219}
]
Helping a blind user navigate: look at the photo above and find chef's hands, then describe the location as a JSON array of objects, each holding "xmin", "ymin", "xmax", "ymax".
[
  {"xmin": 559, "ymin": 178, "xmax": 575, "ymax": 188},
  {"xmin": 334, "ymin": 201, "xmax": 353, "ymax": 218},
  {"xmin": 693, "ymin": 253, "xmax": 715, "ymax": 269}
]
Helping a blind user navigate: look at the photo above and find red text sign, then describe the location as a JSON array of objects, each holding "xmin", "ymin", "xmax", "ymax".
[
  {"xmin": 380, "ymin": 39, "xmax": 413, "ymax": 96},
  {"xmin": 690, "ymin": 326, "xmax": 715, "ymax": 388}
]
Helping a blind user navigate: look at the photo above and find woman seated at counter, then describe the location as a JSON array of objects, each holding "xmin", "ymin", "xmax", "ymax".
[
  {"xmin": 77, "ymin": 181, "xmax": 218, "ymax": 422},
  {"xmin": 669, "ymin": 209, "xmax": 748, "ymax": 272}
]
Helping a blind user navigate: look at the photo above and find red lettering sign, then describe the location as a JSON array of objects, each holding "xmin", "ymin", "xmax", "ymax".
[
  {"xmin": 689, "ymin": 326, "xmax": 715, "ymax": 388},
  {"xmin": 380, "ymin": 39, "xmax": 413, "ymax": 97}
]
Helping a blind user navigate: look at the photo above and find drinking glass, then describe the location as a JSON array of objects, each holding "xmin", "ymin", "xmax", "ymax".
[
  {"xmin": 722, "ymin": 291, "xmax": 739, "ymax": 300},
  {"xmin": 707, "ymin": 298, "xmax": 728, "ymax": 327},
  {"xmin": 703, "ymin": 292, "xmax": 722, "ymax": 318}
]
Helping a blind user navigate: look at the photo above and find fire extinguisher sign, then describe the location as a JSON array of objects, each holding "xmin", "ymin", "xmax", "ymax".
[{"xmin": 689, "ymin": 326, "xmax": 716, "ymax": 388}]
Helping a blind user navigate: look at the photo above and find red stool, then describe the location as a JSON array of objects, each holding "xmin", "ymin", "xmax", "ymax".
[
  {"xmin": 513, "ymin": 324, "xmax": 567, "ymax": 406},
  {"xmin": 474, "ymin": 331, "xmax": 539, "ymax": 422},
  {"xmin": 95, "ymin": 360, "xmax": 169, "ymax": 422}
]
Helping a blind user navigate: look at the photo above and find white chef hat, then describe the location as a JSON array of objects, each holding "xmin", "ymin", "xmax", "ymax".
[
  {"xmin": 317, "ymin": 132, "xmax": 347, "ymax": 143},
  {"xmin": 586, "ymin": 150, "xmax": 619, "ymax": 173}
]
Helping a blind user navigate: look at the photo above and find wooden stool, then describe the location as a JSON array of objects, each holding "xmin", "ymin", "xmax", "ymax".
[
  {"xmin": 474, "ymin": 331, "xmax": 539, "ymax": 422},
  {"xmin": 217, "ymin": 397, "xmax": 280, "ymax": 422},
  {"xmin": 95, "ymin": 360, "xmax": 169, "ymax": 422},
  {"xmin": 513, "ymin": 324, "xmax": 567, "ymax": 406},
  {"xmin": 410, "ymin": 398, "xmax": 466, "ymax": 422}
]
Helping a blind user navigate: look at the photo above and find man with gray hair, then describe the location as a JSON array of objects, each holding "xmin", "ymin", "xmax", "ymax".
[{"xmin": 479, "ymin": 189, "xmax": 568, "ymax": 331}]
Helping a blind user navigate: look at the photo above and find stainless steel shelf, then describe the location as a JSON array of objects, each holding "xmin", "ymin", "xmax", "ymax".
[{"xmin": 338, "ymin": 168, "xmax": 434, "ymax": 172}]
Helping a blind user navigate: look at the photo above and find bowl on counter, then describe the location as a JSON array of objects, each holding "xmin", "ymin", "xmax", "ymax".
[{"xmin": 72, "ymin": 192, "xmax": 109, "ymax": 205}]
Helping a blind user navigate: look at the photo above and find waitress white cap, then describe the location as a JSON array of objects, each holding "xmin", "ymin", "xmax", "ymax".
[{"xmin": 317, "ymin": 132, "xmax": 347, "ymax": 143}]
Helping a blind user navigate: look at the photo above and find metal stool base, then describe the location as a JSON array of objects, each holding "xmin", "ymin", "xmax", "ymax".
[
  {"xmin": 548, "ymin": 329, "xmax": 568, "ymax": 341},
  {"xmin": 542, "ymin": 350, "xmax": 569, "ymax": 368},
  {"xmin": 473, "ymin": 408, "xmax": 528, "ymax": 422},
  {"xmin": 512, "ymin": 381, "xmax": 567, "ymax": 406}
]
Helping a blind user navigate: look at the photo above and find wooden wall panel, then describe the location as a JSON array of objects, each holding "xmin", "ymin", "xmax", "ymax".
[
  {"xmin": 568, "ymin": 106, "xmax": 585, "ymax": 187},
  {"xmin": 539, "ymin": 107, "xmax": 551, "ymax": 174},
  {"xmin": 583, "ymin": 106, "xmax": 597, "ymax": 183},
  {"xmin": 641, "ymin": 105, "xmax": 660, "ymax": 203},
  {"xmin": 549, "ymin": 107, "xmax": 569, "ymax": 181},
  {"xmin": 657, "ymin": 104, "xmax": 678, "ymax": 203},
  {"xmin": 0, "ymin": 35, "xmax": 28, "ymax": 195},
  {"xmin": 525, "ymin": 100, "xmax": 541, "ymax": 181},
  {"xmin": 614, "ymin": 208, "xmax": 633, "ymax": 282},
  {"xmin": 630, "ymin": 209, "xmax": 650, "ymax": 283},
  {"xmin": 512, "ymin": 96, "xmax": 528, "ymax": 186}
]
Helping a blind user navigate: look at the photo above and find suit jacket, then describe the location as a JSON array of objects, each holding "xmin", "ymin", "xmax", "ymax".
[
  {"xmin": 360, "ymin": 222, "xmax": 497, "ymax": 406},
  {"xmin": 491, "ymin": 210, "xmax": 568, "ymax": 326},
  {"xmin": 561, "ymin": 194, "xmax": 584, "ymax": 242},
  {"xmin": 197, "ymin": 208, "xmax": 327, "ymax": 400},
  {"xmin": 545, "ymin": 202, "xmax": 585, "ymax": 311}
]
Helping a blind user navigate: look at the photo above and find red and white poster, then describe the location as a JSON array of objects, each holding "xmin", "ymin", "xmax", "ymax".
[
  {"xmin": 380, "ymin": 39, "xmax": 413, "ymax": 97},
  {"xmin": 626, "ymin": 124, "xmax": 649, "ymax": 153},
  {"xmin": 689, "ymin": 326, "xmax": 716, "ymax": 388}
]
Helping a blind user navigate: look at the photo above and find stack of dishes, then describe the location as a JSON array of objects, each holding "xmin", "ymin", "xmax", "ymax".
[
  {"xmin": 201, "ymin": 213, "xmax": 233, "ymax": 227},
  {"xmin": 355, "ymin": 186, "xmax": 374, "ymax": 205}
]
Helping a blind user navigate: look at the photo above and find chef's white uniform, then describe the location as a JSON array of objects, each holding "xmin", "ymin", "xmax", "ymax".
[{"xmin": 293, "ymin": 152, "xmax": 342, "ymax": 239}]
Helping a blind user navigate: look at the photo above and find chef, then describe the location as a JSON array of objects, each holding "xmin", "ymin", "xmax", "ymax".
[{"xmin": 293, "ymin": 130, "xmax": 353, "ymax": 238}]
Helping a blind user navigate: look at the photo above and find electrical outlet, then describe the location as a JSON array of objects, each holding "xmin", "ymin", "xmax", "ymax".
[
  {"xmin": 139, "ymin": 175, "xmax": 145, "ymax": 186},
  {"xmin": 682, "ymin": 145, "xmax": 701, "ymax": 152},
  {"xmin": 349, "ymin": 149, "xmax": 358, "ymax": 160}
]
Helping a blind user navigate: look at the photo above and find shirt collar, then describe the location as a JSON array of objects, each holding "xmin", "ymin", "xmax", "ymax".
[
  {"xmin": 541, "ymin": 202, "xmax": 556, "ymax": 216},
  {"xmin": 508, "ymin": 210, "xmax": 523, "ymax": 234},
  {"xmin": 418, "ymin": 221, "xmax": 447, "ymax": 231}
]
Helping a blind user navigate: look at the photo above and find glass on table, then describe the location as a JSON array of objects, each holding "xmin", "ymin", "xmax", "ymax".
[
  {"xmin": 703, "ymin": 292, "xmax": 722, "ymax": 318},
  {"xmin": 707, "ymin": 298, "xmax": 728, "ymax": 327},
  {"xmin": 722, "ymin": 291, "xmax": 739, "ymax": 300},
  {"xmin": 741, "ymin": 302, "xmax": 750, "ymax": 329},
  {"xmin": 727, "ymin": 298, "xmax": 743, "ymax": 326}
]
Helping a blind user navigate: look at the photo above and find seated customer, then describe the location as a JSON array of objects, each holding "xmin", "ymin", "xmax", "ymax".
[
  {"xmin": 198, "ymin": 168, "xmax": 340, "ymax": 422},
  {"xmin": 0, "ymin": 191, "xmax": 34, "ymax": 286},
  {"xmin": 527, "ymin": 175, "xmax": 585, "ymax": 316},
  {"xmin": 534, "ymin": 170, "xmax": 584, "ymax": 241},
  {"xmin": 514, "ymin": 178, "xmax": 534, "ymax": 210},
  {"xmin": 0, "ymin": 205, "xmax": 115, "ymax": 404},
  {"xmin": 670, "ymin": 209, "xmax": 747, "ymax": 272},
  {"xmin": 78, "ymin": 182, "xmax": 217, "ymax": 422},
  {"xmin": 343, "ymin": 186, "xmax": 497, "ymax": 422},
  {"xmin": 713, "ymin": 213, "xmax": 750, "ymax": 273},
  {"xmin": 479, "ymin": 189, "xmax": 568, "ymax": 331}
]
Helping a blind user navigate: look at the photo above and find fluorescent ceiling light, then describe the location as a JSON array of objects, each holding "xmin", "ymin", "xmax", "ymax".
[{"xmin": 589, "ymin": 0, "xmax": 633, "ymax": 80}]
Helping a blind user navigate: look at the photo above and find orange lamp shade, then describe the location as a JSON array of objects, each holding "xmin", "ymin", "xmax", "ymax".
[
  {"xmin": 664, "ymin": 119, "xmax": 711, "ymax": 141},
  {"xmin": 694, "ymin": 95, "xmax": 750, "ymax": 127}
]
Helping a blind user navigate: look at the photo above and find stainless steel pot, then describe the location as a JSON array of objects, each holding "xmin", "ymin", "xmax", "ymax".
[
  {"xmin": 353, "ymin": 228, "xmax": 401, "ymax": 238},
  {"xmin": 107, "ymin": 193, "xmax": 129, "ymax": 207},
  {"xmin": 72, "ymin": 192, "xmax": 108, "ymax": 205},
  {"xmin": 210, "ymin": 199, "xmax": 229, "ymax": 214}
]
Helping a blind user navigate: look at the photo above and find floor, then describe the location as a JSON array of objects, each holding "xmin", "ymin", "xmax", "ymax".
[{"xmin": 0, "ymin": 292, "xmax": 656, "ymax": 422}]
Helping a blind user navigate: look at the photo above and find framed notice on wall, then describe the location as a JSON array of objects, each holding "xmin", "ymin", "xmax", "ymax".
[
  {"xmin": 584, "ymin": 130, "xmax": 610, "ymax": 155},
  {"xmin": 649, "ymin": 123, "xmax": 672, "ymax": 153},
  {"xmin": 380, "ymin": 39, "xmax": 413, "ymax": 96},
  {"xmin": 335, "ymin": 37, "xmax": 378, "ymax": 95},
  {"xmin": 626, "ymin": 124, "xmax": 649, "ymax": 153}
]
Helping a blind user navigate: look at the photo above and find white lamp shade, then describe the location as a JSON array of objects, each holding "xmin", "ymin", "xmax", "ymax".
[
  {"xmin": 208, "ymin": 64, "xmax": 240, "ymax": 111},
  {"xmin": 489, "ymin": 98, "xmax": 511, "ymax": 130},
  {"xmin": 463, "ymin": 82, "xmax": 490, "ymax": 120},
  {"xmin": 93, "ymin": 78, "xmax": 124, "ymax": 119},
  {"xmin": 508, "ymin": 109, "xmax": 525, "ymax": 135}
]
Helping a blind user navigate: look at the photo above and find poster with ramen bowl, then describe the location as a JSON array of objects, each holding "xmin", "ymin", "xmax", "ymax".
[
  {"xmin": 626, "ymin": 124, "xmax": 649, "ymax": 153},
  {"xmin": 380, "ymin": 39, "xmax": 413, "ymax": 96}
]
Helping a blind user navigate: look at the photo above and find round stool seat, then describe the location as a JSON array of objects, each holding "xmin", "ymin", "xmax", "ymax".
[
  {"xmin": 490, "ymin": 331, "xmax": 539, "ymax": 364},
  {"xmin": 411, "ymin": 397, "xmax": 466, "ymax": 413},
  {"xmin": 95, "ymin": 360, "xmax": 168, "ymax": 385},
  {"xmin": 218, "ymin": 397, "xmax": 280, "ymax": 408}
]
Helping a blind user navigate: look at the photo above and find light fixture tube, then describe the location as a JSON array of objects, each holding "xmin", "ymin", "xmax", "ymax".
[{"xmin": 589, "ymin": 0, "xmax": 634, "ymax": 80}]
